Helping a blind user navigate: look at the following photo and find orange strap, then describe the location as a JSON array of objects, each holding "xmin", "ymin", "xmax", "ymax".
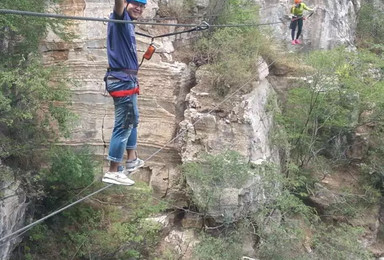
[{"xmin": 109, "ymin": 87, "xmax": 140, "ymax": 97}]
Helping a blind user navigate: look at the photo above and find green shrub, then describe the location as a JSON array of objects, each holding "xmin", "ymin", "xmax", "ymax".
[
  {"xmin": 0, "ymin": 0, "xmax": 74, "ymax": 167},
  {"xmin": 256, "ymin": 219, "xmax": 308, "ymax": 260},
  {"xmin": 357, "ymin": 2, "xmax": 384, "ymax": 52},
  {"xmin": 191, "ymin": 0, "xmax": 274, "ymax": 96},
  {"xmin": 40, "ymin": 146, "xmax": 98, "ymax": 210},
  {"xmin": 280, "ymin": 47, "xmax": 384, "ymax": 168},
  {"xmin": 22, "ymin": 182, "xmax": 167, "ymax": 260},
  {"xmin": 325, "ymin": 185, "xmax": 380, "ymax": 218},
  {"xmin": 194, "ymin": 232, "xmax": 243, "ymax": 260},
  {"xmin": 183, "ymin": 151, "xmax": 253, "ymax": 213},
  {"xmin": 312, "ymin": 223, "xmax": 373, "ymax": 260}
]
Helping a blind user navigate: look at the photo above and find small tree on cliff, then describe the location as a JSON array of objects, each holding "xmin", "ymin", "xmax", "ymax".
[{"xmin": 0, "ymin": 0, "xmax": 74, "ymax": 168}]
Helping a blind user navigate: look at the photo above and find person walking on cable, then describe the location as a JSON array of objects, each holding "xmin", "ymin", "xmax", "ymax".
[
  {"xmin": 290, "ymin": 0, "xmax": 313, "ymax": 45},
  {"xmin": 102, "ymin": 0, "xmax": 146, "ymax": 185}
]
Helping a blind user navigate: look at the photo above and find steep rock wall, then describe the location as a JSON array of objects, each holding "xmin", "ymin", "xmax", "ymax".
[
  {"xmin": 179, "ymin": 60, "xmax": 279, "ymax": 164},
  {"xmin": 178, "ymin": 59, "xmax": 280, "ymax": 222},
  {"xmin": 256, "ymin": 0, "xmax": 361, "ymax": 49},
  {"xmin": 0, "ymin": 166, "xmax": 28, "ymax": 260}
]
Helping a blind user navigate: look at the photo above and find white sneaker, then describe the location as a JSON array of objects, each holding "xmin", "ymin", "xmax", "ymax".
[
  {"xmin": 102, "ymin": 171, "xmax": 135, "ymax": 186},
  {"xmin": 126, "ymin": 158, "xmax": 145, "ymax": 172}
]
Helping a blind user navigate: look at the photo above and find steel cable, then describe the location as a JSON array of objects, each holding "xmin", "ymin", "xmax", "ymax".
[{"xmin": 0, "ymin": 9, "xmax": 284, "ymax": 28}]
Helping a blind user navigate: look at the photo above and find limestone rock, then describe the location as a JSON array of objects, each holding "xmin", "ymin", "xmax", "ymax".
[
  {"xmin": 179, "ymin": 61, "xmax": 280, "ymax": 165},
  {"xmin": 160, "ymin": 229, "xmax": 199, "ymax": 259},
  {"xmin": 309, "ymin": 183, "xmax": 341, "ymax": 211},
  {"xmin": 256, "ymin": 0, "xmax": 361, "ymax": 50},
  {"xmin": 181, "ymin": 212, "xmax": 203, "ymax": 229},
  {"xmin": 0, "ymin": 167, "xmax": 28, "ymax": 260},
  {"xmin": 178, "ymin": 58, "xmax": 281, "ymax": 222}
]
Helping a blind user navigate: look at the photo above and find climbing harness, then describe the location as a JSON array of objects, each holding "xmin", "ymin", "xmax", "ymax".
[
  {"xmin": 289, "ymin": 11, "xmax": 314, "ymax": 31},
  {"xmin": 290, "ymin": 11, "xmax": 314, "ymax": 23}
]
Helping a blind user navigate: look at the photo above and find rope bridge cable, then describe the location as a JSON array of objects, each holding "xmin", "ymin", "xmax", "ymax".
[
  {"xmin": 0, "ymin": 229, "xmax": 30, "ymax": 248},
  {"xmin": 0, "ymin": 184, "xmax": 113, "ymax": 243},
  {"xmin": 0, "ymin": 178, "xmax": 102, "ymax": 247},
  {"xmin": 138, "ymin": 14, "xmax": 220, "ymax": 21},
  {"xmin": 0, "ymin": 9, "xmax": 284, "ymax": 27},
  {"xmin": 135, "ymin": 5, "xmax": 286, "ymax": 22}
]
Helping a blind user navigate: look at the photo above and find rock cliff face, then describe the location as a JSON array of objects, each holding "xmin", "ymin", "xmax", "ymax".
[
  {"xmin": 179, "ymin": 60, "xmax": 279, "ymax": 164},
  {"xmin": 256, "ymin": 0, "xmax": 361, "ymax": 49},
  {"xmin": 0, "ymin": 166, "xmax": 28, "ymax": 260},
  {"xmin": 178, "ymin": 60, "xmax": 280, "ymax": 222}
]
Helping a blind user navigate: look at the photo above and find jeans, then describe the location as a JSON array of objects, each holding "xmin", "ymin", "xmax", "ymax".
[{"xmin": 106, "ymin": 79, "xmax": 139, "ymax": 163}]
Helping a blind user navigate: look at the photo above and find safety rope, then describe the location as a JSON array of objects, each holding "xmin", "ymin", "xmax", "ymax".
[
  {"xmin": 137, "ymin": 21, "xmax": 210, "ymax": 39},
  {"xmin": 138, "ymin": 14, "xmax": 219, "ymax": 21},
  {"xmin": 0, "ymin": 177, "xmax": 102, "ymax": 247},
  {"xmin": 0, "ymin": 9, "xmax": 284, "ymax": 28},
  {"xmin": 0, "ymin": 184, "xmax": 112, "ymax": 243}
]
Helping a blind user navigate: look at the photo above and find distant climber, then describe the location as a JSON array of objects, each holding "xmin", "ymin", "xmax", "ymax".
[
  {"xmin": 290, "ymin": 0, "xmax": 313, "ymax": 45},
  {"xmin": 102, "ymin": 0, "xmax": 147, "ymax": 186}
]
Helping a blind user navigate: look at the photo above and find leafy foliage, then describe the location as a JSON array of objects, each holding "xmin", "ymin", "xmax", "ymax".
[
  {"xmin": 191, "ymin": 0, "xmax": 273, "ymax": 96},
  {"xmin": 251, "ymin": 168, "xmax": 317, "ymax": 260},
  {"xmin": 0, "ymin": 0, "xmax": 48, "ymax": 61},
  {"xmin": 39, "ymin": 146, "xmax": 98, "ymax": 210},
  {"xmin": 356, "ymin": 1, "xmax": 384, "ymax": 53},
  {"xmin": 0, "ymin": 0, "xmax": 74, "ymax": 167},
  {"xmin": 194, "ymin": 232, "xmax": 243, "ymax": 260},
  {"xmin": 20, "ymin": 147, "xmax": 167, "ymax": 259},
  {"xmin": 183, "ymin": 151, "xmax": 253, "ymax": 213},
  {"xmin": 0, "ymin": 57, "xmax": 73, "ymax": 165},
  {"xmin": 21, "ymin": 183, "xmax": 167, "ymax": 260},
  {"xmin": 279, "ymin": 47, "xmax": 384, "ymax": 168},
  {"xmin": 312, "ymin": 223, "xmax": 373, "ymax": 260},
  {"xmin": 0, "ymin": 0, "xmax": 74, "ymax": 62}
]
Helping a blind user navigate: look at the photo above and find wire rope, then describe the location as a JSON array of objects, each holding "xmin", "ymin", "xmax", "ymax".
[
  {"xmin": 0, "ymin": 9, "xmax": 284, "ymax": 28},
  {"xmin": 0, "ymin": 184, "xmax": 112, "ymax": 242}
]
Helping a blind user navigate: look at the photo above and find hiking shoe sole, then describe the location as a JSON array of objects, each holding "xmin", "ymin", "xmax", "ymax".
[{"xmin": 102, "ymin": 177, "xmax": 135, "ymax": 186}]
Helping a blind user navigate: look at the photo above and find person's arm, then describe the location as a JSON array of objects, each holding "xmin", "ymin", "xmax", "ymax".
[
  {"xmin": 302, "ymin": 3, "xmax": 313, "ymax": 11},
  {"xmin": 114, "ymin": 0, "xmax": 126, "ymax": 17}
]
